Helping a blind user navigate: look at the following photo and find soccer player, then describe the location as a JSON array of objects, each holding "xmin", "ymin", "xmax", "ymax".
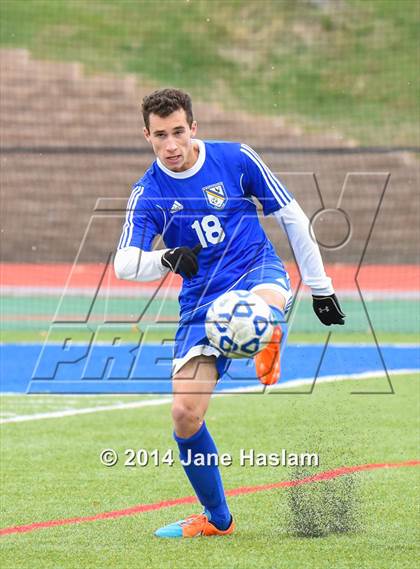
[{"xmin": 114, "ymin": 88, "xmax": 345, "ymax": 538}]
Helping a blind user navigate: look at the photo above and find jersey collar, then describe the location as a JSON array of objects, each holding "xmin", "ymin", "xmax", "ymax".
[{"xmin": 156, "ymin": 139, "xmax": 205, "ymax": 179}]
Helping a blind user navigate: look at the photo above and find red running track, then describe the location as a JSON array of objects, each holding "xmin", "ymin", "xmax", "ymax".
[
  {"xmin": 1, "ymin": 263, "xmax": 420, "ymax": 291},
  {"xmin": 1, "ymin": 459, "xmax": 419, "ymax": 537}
]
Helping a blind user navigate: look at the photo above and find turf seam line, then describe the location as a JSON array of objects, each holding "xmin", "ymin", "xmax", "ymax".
[{"xmin": 1, "ymin": 460, "xmax": 418, "ymax": 536}]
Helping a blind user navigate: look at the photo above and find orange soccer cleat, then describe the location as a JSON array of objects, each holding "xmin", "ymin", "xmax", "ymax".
[
  {"xmin": 155, "ymin": 513, "xmax": 235, "ymax": 538},
  {"xmin": 254, "ymin": 325, "xmax": 282, "ymax": 385}
]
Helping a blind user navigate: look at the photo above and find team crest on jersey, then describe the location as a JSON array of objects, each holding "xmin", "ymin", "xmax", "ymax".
[{"xmin": 202, "ymin": 182, "xmax": 227, "ymax": 210}]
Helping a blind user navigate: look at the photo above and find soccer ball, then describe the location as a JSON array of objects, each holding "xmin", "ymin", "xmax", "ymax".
[{"xmin": 205, "ymin": 290, "xmax": 274, "ymax": 359}]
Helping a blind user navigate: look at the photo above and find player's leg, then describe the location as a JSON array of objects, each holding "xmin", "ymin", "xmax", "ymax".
[
  {"xmin": 172, "ymin": 354, "xmax": 218, "ymax": 438},
  {"xmin": 252, "ymin": 287, "xmax": 286, "ymax": 312},
  {"xmin": 252, "ymin": 287, "xmax": 288, "ymax": 385},
  {"xmin": 155, "ymin": 355, "xmax": 234, "ymax": 538}
]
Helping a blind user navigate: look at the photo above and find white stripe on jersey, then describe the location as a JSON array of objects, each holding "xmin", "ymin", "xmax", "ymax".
[
  {"xmin": 118, "ymin": 187, "xmax": 140, "ymax": 249},
  {"xmin": 118, "ymin": 186, "xmax": 144, "ymax": 249},
  {"xmin": 241, "ymin": 143, "xmax": 291, "ymax": 203},
  {"xmin": 125, "ymin": 188, "xmax": 144, "ymax": 247},
  {"xmin": 240, "ymin": 144, "xmax": 292, "ymax": 206}
]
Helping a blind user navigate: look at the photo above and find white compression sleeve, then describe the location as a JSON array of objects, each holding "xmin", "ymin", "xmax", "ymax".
[
  {"xmin": 273, "ymin": 200, "xmax": 334, "ymax": 295},
  {"xmin": 114, "ymin": 246, "xmax": 170, "ymax": 282}
]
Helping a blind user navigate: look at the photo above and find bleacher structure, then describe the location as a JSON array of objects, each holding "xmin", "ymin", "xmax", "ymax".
[{"xmin": 1, "ymin": 48, "xmax": 418, "ymax": 268}]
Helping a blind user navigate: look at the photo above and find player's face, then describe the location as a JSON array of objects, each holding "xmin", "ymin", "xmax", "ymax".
[{"xmin": 144, "ymin": 110, "xmax": 198, "ymax": 172}]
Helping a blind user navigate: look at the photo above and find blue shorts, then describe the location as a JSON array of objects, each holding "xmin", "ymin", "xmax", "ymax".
[{"xmin": 172, "ymin": 263, "xmax": 292, "ymax": 377}]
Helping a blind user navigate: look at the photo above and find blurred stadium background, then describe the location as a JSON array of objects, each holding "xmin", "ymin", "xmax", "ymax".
[{"xmin": 0, "ymin": 0, "xmax": 419, "ymax": 373}]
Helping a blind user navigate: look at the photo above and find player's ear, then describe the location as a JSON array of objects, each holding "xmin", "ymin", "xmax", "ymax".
[
  {"xmin": 143, "ymin": 126, "xmax": 151, "ymax": 143},
  {"xmin": 190, "ymin": 120, "xmax": 198, "ymax": 136}
]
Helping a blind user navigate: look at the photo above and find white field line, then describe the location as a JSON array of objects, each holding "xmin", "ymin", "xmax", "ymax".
[
  {"xmin": 0, "ymin": 398, "xmax": 171, "ymax": 424},
  {"xmin": 1, "ymin": 368, "xmax": 418, "ymax": 425}
]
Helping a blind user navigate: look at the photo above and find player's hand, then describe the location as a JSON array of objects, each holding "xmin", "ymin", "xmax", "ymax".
[
  {"xmin": 161, "ymin": 244, "xmax": 202, "ymax": 279},
  {"xmin": 312, "ymin": 294, "xmax": 346, "ymax": 326}
]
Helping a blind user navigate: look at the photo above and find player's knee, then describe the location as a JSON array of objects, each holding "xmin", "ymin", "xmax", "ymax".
[
  {"xmin": 253, "ymin": 288, "xmax": 286, "ymax": 311},
  {"xmin": 171, "ymin": 401, "xmax": 200, "ymax": 429}
]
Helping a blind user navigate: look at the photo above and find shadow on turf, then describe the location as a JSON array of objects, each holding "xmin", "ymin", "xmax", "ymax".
[{"xmin": 285, "ymin": 469, "xmax": 362, "ymax": 538}]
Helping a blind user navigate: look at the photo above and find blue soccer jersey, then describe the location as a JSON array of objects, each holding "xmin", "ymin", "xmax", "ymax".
[{"xmin": 118, "ymin": 140, "xmax": 293, "ymax": 317}]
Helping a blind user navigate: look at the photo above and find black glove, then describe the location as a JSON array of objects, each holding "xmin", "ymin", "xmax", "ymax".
[
  {"xmin": 312, "ymin": 293, "xmax": 346, "ymax": 326},
  {"xmin": 161, "ymin": 244, "xmax": 202, "ymax": 279}
]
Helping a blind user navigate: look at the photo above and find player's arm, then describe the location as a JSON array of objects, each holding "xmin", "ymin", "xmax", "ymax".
[
  {"xmin": 240, "ymin": 144, "xmax": 344, "ymax": 325},
  {"xmin": 273, "ymin": 200, "xmax": 345, "ymax": 326},
  {"xmin": 114, "ymin": 183, "xmax": 167, "ymax": 282},
  {"xmin": 115, "ymin": 244, "xmax": 202, "ymax": 281},
  {"xmin": 115, "ymin": 246, "xmax": 169, "ymax": 282},
  {"xmin": 114, "ymin": 183, "xmax": 202, "ymax": 281}
]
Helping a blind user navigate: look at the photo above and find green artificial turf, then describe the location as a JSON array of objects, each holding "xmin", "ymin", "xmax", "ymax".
[{"xmin": 1, "ymin": 374, "xmax": 419, "ymax": 568}]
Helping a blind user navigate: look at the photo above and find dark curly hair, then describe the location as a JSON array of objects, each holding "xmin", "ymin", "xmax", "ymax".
[{"xmin": 142, "ymin": 88, "xmax": 194, "ymax": 130}]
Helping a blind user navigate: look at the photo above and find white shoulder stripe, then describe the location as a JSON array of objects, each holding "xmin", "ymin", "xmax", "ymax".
[
  {"xmin": 241, "ymin": 147, "xmax": 282, "ymax": 206},
  {"xmin": 118, "ymin": 187, "xmax": 141, "ymax": 249},
  {"xmin": 243, "ymin": 144, "xmax": 292, "ymax": 200},
  {"xmin": 118, "ymin": 186, "xmax": 143, "ymax": 249},
  {"xmin": 118, "ymin": 188, "xmax": 138, "ymax": 249},
  {"xmin": 240, "ymin": 144, "xmax": 292, "ymax": 205},
  {"xmin": 240, "ymin": 147, "xmax": 290, "ymax": 207},
  {"xmin": 241, "ymin": 143, "xmax": 292, "ymax": 203},
  {"xmin": 125, "ymin": 189, "xmax": 144, "ymax": 247}
]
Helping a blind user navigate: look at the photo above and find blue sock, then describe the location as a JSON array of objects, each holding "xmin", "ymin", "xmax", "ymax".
[
  {"xmin": 174, "ymin": 421, "xmax": 231, "ymax": 530},
  {"xmin": 269, "ymin": 305, "xmax": 288, "ymax": 350}
]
